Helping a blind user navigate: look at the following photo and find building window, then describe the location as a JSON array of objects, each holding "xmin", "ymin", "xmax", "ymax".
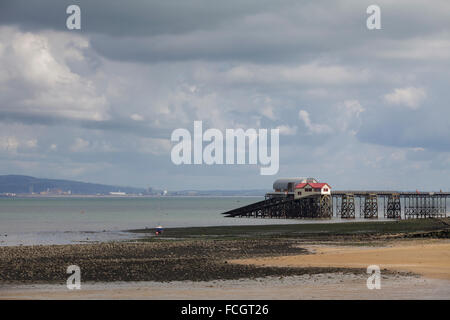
[
  {"xmin": 324, "ymin": 188, "xmax": 328, "ymax": 192},
  {"xmin": 297, "ymin": 191, "xmax": 302, "ymax": 195},
  {"xmin": 305, "ymin": 188, "xmax": 312, "ymax": 192}
]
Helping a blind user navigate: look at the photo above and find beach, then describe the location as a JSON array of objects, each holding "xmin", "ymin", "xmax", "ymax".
[
  {"xmin": 3, "ymin": 274, "xmax": 449, "ymax": 300},
  {"xmin": 233, "ymin": 240, "xmax": 450, "ymax": 280},
  {"xmin": 1, "ymin": 218, "xmax": 450, "ymax": 299}
]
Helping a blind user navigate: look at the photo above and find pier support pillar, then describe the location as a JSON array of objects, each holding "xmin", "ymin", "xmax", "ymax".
[
  {"xmin": 319, "ymin": 195, "xmax": 332, "ymax": 218},
  {"xmin": 363, "ymin": 194, "xmax": 378, "ymax": 219},
  {"xmin": 386, "ymin": 194, "xmax": 401, "ymax": 219},
  {"xmin": 339, "ymin": 194, "xmax": 355, "ymax": 219}
]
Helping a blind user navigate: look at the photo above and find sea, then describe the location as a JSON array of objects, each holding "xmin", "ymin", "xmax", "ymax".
[
  {"xmin": 0, "ymin": 196, "xmax": 297, "ymax": 246},
  {"xmin": 1, "ymin": 196, "xmax": 446, "ymax": 246}
]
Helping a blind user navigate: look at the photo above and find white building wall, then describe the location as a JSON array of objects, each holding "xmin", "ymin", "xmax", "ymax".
[{"xmin": 294, "ymin": 184, "xmax": 331, "ymax": 199}]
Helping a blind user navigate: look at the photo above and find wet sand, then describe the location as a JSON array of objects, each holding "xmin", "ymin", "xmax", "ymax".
[{"xmin": 1, "ymin": 273, "xmax": 449, "ymax": 299}]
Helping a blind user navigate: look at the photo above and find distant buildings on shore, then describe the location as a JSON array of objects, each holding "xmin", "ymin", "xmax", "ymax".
[
  {"xmin": 109, "ymin": 191, "xmax": 127, "ymax": 196},
  {"xmin": 0, "ymin": 175, "xmax": 268, "ymax": 197},
  {"xmin": 38, "ymin": 188, "xmax": 72, "ymax": 195},
  {"xmin": 0, "ymin": 192, "xmax": 16, "ymax": 197}
]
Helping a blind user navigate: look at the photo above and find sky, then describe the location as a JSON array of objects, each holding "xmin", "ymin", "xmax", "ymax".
[{"xmin": 0, "ymin": 0, "xmax": 449, "ymax": 191}]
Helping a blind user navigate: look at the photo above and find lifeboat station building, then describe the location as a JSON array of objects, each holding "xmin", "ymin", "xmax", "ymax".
[
  {"xmin": 294, "ymin": 182, "xmax": 331, "ymax": 199},
  {"xmin": 268, "ymin": 177, "xmax": 331, "ymax": 200}
]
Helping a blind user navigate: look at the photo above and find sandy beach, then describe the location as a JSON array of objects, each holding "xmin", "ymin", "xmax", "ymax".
[
  {"xmin": 2, "ymin": 273, "xmax": 450, "ymax": 299},
  {"xmin": 233, "ymin": 240, "xmax": 450, "ymax": 280}
]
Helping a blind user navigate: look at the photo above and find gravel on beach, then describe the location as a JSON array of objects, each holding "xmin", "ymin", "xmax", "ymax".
[{"xmin": 0, "ymin": 239, "xmax": 368, "ymax": 283}]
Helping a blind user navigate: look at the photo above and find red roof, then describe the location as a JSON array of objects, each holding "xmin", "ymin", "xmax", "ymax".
[{"xmin": 295, "ymin": 182, "xmax": 331, "ymax": 189}]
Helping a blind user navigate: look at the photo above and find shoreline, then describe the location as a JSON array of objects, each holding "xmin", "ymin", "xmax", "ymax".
[
  {"xmin": 2, "ymin": 217, "xmax": 433, "ymax": 247},
  {"xmin": 129, "ymin": 217, "xmax": 450, "ymax": 240}
]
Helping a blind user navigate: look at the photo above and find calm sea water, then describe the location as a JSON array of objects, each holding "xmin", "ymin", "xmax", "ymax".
[
  {"xmin": 0, "ymin": 196, "xmax": 309, "ymax": 246},
  {"xmin": 1, "ymin": 196, "xmax": 447, "ymax": 246}
]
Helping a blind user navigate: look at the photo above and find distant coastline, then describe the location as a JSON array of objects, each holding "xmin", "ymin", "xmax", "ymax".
[
  {"xmin": 0, "ymin": 174, "xmax": 268, "ymax": 197},
  {"xmin": 1, "ymin": 194, "xmax": 266, "ymax": 198}
]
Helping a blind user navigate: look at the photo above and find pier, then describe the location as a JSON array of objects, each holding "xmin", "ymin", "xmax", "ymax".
[{"xmin": 222, "ymin": 178, "xmax": 449, "ymax": 219}]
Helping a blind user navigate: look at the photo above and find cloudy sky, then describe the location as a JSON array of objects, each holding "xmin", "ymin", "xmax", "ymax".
[{"xmin": 0, "ymin": 0, "xmax": 449, "ymax": 191}]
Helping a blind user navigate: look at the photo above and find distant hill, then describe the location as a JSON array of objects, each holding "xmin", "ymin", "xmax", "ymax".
[{"xmin": 0, "ymin": 175, "xmax": 145, "ymax": 195}]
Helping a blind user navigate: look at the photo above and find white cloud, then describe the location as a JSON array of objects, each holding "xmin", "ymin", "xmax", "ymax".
[
  {"xmin": 276, "ymin": 125, "xmax": 297, "ymax": 136},
  {"xmin": 130, "ymin": 113, "xmax": 145, "ymax": 121},
  {"xmin": 304, "ymin": 88, "xmax": 328, "ymax": 98},
  {"xmin": 376, "ymin": 35, "xmax": 450, "ymax": 60},
  {"xmin": 298, "ymin": 110, "xmax": 332, "ymax": 134},
  {"xmin": 259, "ymin": 97, "xmax": 277, "ymax": 120},
  {"xmin": 336, "ymin": 100, "xmax": 365, "ymax": 134},
  {"xmin": 261, "ymin": 106, "xmax": 276, "ymax": 120},
  {"xmin": 0, "ymin": 136, "xmax": 37, "ymax": 152},
  {"xmin": 138, "ymin": 138, "xmax": 172, "ymax": 155},
  {"xmin": 70, "ymin": 138, "xmax": 118, "ymax": 153},
  {"xmin": 384, "ymin": 87, "xmax": 426, "ymax": 109},
  {"xmin": 221, "ymin": 62, "xmax": 370, "ymax": 86},
  {"xmin": 70, "ymin": 138, "xmax": 90, "ymax": 152},
  {"xmin": 280, "ymin": 63, "xmax": 370, "ymax": 85},
  {"xmin": 391, "ymin": 150, "xmax": 406, "ymax": 161},
  {"xmin": 0, "ymin": 27, "xmax": 109, "ymax": 121},
  {"xmin": 0, "ymin": 136, "xmax": 19, "ymax": 153},
  {"xmin": 25, "ymin": 139, "xmax": 38, "ymax": 148},
  {"xmin": 342, "ymin": 100, "xmax": 365, "ymax": 116}
]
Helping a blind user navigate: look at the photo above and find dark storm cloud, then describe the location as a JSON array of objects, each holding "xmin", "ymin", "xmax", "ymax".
[
  {"xmin": 0, "ymin": 0, "xmax": 292, "ymax": 36},
  {"xmin": 0, "ymin": 0, "xmax": 336, "ymax": 64},
  {"xmin": 77, "ymin": 1, "xmax": 450, "ymax": 65},
  {"xmin": 2, "ymin": 0, "xmax": 449, "ymax": 65}
]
